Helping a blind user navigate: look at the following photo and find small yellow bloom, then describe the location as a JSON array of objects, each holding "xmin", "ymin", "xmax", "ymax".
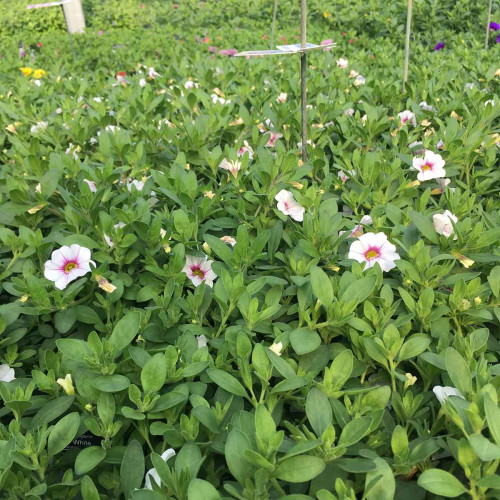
[
  {"xmin": 323, "ymin": 12, "xmax": 328, "ymax": 18},
  {"xmin": 57, "ymin": 374, "xmax": 75, "ymax": 395},
  {"xmin": 404, "ymin": 373, "xmax": 417, "ymax": 390},
  {"xmin": 28, "ymin": 203, "xmax": 45, "ymax": 214},
  {"xmin": 420, "ymin": 119, "xmax": 431, "ymax": 127},
  {"xmin": 269, "ymin": 342, "xmax": 283, "ymax": 356},
  {"xmin": 85, "ymin": 403, "xmax": 94, "ymax": 412},
  {"xmin": 95, "ymin": 275, "xmax": 117, "ymax": 293},
  {"xmin": 289, "ymin": 181, "xmax": 304, "ymax": 189},
  {"xmin": 163, "ymin": 243, "xmax": 172, "ymax": 253},
  {"xmin": 495, "ymin": 68, "xmax": 500, "ymax": 77},
  {"xmin": 229, "ymin": 117, "xmax": 244, "ymax": 126},
  {"xmin": 185, "ymin": 164, "xmax": 190, "ymax": 171},
  {"xmin": 450, "ymin": 111, "xmax": 462, "ymax": 121},
  {"xmin": 20, "ymin": 67, "xmax": 33, "ymax": 77},
  {"xmin": 452, "ymin": 251, "xmax": 474, "ymax": 268},
  {"xmin": 326, "ymin": 264, "xmax": 340, "ymax": 272},
  {"xmin": 5, "ymin": 124, "xmax": 17, "ymax": 134},
  {"xmin": 460, "ymin": 299, "xmax": 471, "ymax": 311},
  {"xmin": 406, "ymin": 180, "xmax": 420, "ymax": 188},
  {"xmin": 20, "ymin": 294, "xmax": 30, "ymax": 303},
  {"xmin": 33, "ymin": 69, "xmax": 46, "ymax": 79},
  {"xmin": 204, "ymin": 190, "xmax": 215, "ymax": 199},
  {"xmin": 474, "ymin": 296, "xmax": 482, "ymax": 306},
  {"xmin": 202, "ymin": 242, "xmax": 211, "ymax": 254}
]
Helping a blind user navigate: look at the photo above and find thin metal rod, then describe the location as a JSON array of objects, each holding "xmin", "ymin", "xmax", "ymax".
[
  {"xmin": 485, "ymin": 0, "xmax": 493, "ymax": 48},
  {"xmin": 300, "ymin": 0, "xmax": 307, "ymax": 162},
  {"xmin": 270, "ymin": 0, "xmax": 278, "ymax": 49},
  {"xmin": 61, "ymin": 5, "xmax": 77, "ymax": 61},
  {"xmin": 403, "ymin": 0, "xmax": 412, "ymax": 89}
]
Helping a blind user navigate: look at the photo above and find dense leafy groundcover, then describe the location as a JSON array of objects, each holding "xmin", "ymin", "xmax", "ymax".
[{"xmin": 1, "ymin": 0, "xmax": 500, "ymax": 498}]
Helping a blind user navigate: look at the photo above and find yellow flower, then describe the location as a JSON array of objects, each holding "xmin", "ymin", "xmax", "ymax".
[
  {"xmin": 95, "ymin": 275, "xmax": 117, "ymax": 293},
  {"xmin": 85, "ymin": 403, "xmax": 94, "ymax": 412},
  {"xmin": 323, "ymin": 12, "xmax": 328, "ymax": 18},
  {"xmin": 20, "ymin": 67, "xmax": 33, "ymax": 77},
  {"xmin": 269, "ymin": 342, "xmax": 283, "ymax": 356},
  {"xmin": 57, "ymin": 374, "xmax": 75, "ymax": 395},
  {"xmin": 33, "ymin": 69, "xmax": 46, "ymax": 79},
  {"xmin": 404, "ymin": 373, "xmax": 417, "ymax": 390},
  {"xmin": 474, "ymin": 297, "xmax": 482, "ymax": 306}
]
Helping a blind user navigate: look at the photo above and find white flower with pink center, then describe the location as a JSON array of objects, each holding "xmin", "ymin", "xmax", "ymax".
[
  {"xmin": 148, "ymin": 67, "xmax": 160, "ymax": 79},
  {"xmin": 276, "ymin": 92, "xmax": 287, "ymax": 103},
  {"xmin": 398, "ymin": 110, "xmax": 417, "ymax": 127},
  {"xmin": 348, "ymin": 232, "xmax": 400, "ymax": 272},
  {"xmin": 266, "ymin": 132, "xmax": 283, "ymax": 147},
  {"xmin": 219, "ymin": 159, "xmax": 242, "ymax": 178},
  {"xmin": 185, "ymin": 80, "xmax": 199, "ymax": 89},
  {"xmin": 338, "ymin": 169, "xmax": 356, "ymax": 183},
  {"xmin": 275, "ymin": 190, "xmax": 305, "ymax": 222},
  {"xmin": 182, "ymin": 255, "xmax": 217, "ymax": 287},
  {"xmin": 237, "ymin": 140, "xmax": 254, "ymax": 159},
  {"xmin": 412, "ymin": 150, "xmax": 446, "ymax": 181},
  {"xmin": 44, "ymin": 244, "xmax": 94, "ymax": 290},
  {"xmin": 433, "ymin": 210, "xmax": 458, "ymax": 239},
  {"xmin": 336, "ymin": 57, "xmax": 348, "ymax": 68}
]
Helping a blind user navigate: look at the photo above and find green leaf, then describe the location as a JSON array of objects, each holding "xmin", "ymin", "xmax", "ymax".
[
  {"xmin": 187, "ymin": 479, "xmax": 221, "ymax": 500},
  {"xmin": 274, "ymin": 455, "xmax": 325, "ymax": 483},
  {"xmin": 270, "ymin": 376, "xmax": 308, "ymax": 393},
  {"xmin": 109, "ymin": 311, "xmax": 141, "ymax": 351},
  {"xmin": 255, "ymin": 404, "xmax": 276, "ymax": 445},
  {"xmin": 31, "ymin": 395, "xmax": 75, "ymax": 428},
  {"xmin": 175, "ymin": 443, "xmax": 202, "ymax": 478},
  {"xmin": 141, "ymin": 353, "xmax": 166, "ymax": 394},
  {"xmin": 75, "ymin": 447, "xmax": 107, "ymax": 475},
  {"xmin": 93, "ymin": 375, "xmax": 130, "ymax": 392},
  {"xmin": 225, "ymin": 428, "xmax": 254, "ymax": 485},
  {"xmin": 484, "ymin": 394, "xmax": 500, "ymax": 445},
  {"xmin": 468, "ymin": 434, "xmax": 500, "ymax": 461},
  {"xmin": 445, "ymin": 348, "xmax": 472, "ymax": 396},
  {"xmin": 410, "ymin": 211, "xmax": 439, "ymax": 244},
  {"xmin": 40, "ymin": 168, "xmax": 60, "ymax": 198},
  {"xmin": 338, "ymin": 416, "xmax": 372, "ymax": 447},
  {"xmin": 120, "ymin": 440, "xmax": 145, "ymax": 498},
  {"xmin": 266, "ymin": 349, "xmax": 296, "ymax": 378},
  {"xmin": 310, "ymin": 266, "xmax": 333, "ymax": 306},
  {"xmin": 56, "ymin": 339, "xmax": 92, "ymax": 362},
  {"xmin": 289, "ymin": 328, "xmax": 321, "ymax": 355},
  {"xmin": 417, "ymin": 469, "xmax": 467, "ymax": 497},
  {"xmin": 306, "ymin": 389, "xmax": 332, "ymax": 437},
  {"xmin": 206, "ymin": 368, "xmax": 247, "ymax": 397},
  {"xmin": 365, "ymin": 457, "xmax": 396, "ymax": 500},
  {"xmin": 204, "ymin": 234, "xmax": 233, "ymax": 266},
  {"xmin": 342, "ymin": 276, "xmax": 377, "ymax": 304},
  {"xmin": 47, "ymin": 412, "xmax": 80, "ymax": 456},
  {"xmin": 81, "ymin": 475, "xmax": 100, "ymax": 500},
  {"xmin": 397, "ymin": 334, "xmax": 430, "ymax": 361}
]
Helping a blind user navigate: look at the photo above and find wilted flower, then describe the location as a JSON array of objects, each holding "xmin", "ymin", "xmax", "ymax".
[
  {"xmin": 0, "ymin": 364, "xmax": 15, "ymax": 382},
  {"xmin": 433, "ymin": 386, "xmax": 464, "ymax": 404},
  {"xmin": 147, "ymin": 67, "xmax": 160, "ymax": 79},
  {"xmin": 182, "ymin": 255, "xmax": 217, "ymax": 287},
  {"xmin": 95, "ymin": 275, "xmax": 117, "ymax": 293},
  {"xmin": 404, "ymin": 373, "xmax": 417, "ymax": 389},
  {"xmin": 434, "ymin": 42, "xmax": 445, "ymax": 51},
  {"xmin": 237, "ymin": 140, "xmax": 254, "ymax": 159},
  {"xmin": 44, "ymin": 244, "xmax": 94, "ymax": 290},
  {"xmin": 433, "ymin": 210, "xmax": 458, "ymax": 239},
  {"xmin": 83, "ymin": 179, "xmax": 97, "ymax": 192},
  {"xmin": 348, "ymin": 232, "xmax": 400, "ymax": 272},
  {"xmin": 398, "ymin": 110, "xmax": 417, "ymax": 127},
  {"xmin": 219, "ymin": 158, "xmax": 242, "ymax": 178},
  {"xmin": 276, "ymin": 92, "xmax": 287, "ymax": 103},
  {"xmin": 57, "ymin": 374, "xmax": 75, "ymax": 395},
  {"xmin": 145, "ymin": 449, "xmax": 176, "ymax": 489},
  {"xmin": 204, "ymin": 190, "xmax": 215, "ymax": 199},
  {"xmin": 437, "ymin": 139, "xmax": 445, "ymax": 150},
  {"xmin": 275, "ymin": 190, "xmax": 305, "ymax": 222},
  {"xmin": 419, "ymin": 101, "xmax": 436, "ymax": 112},
  {"xmin": 338, "ymin": 169, "xmax": 356, "ymax": 183},
  {"xmin": 220, "ymin": 236, "xmax": 236, "ymax": 246},
  {"xmin": 269, "ymin": 342, "xmax": 283, "ymax": 356},
  {"xmin": 336, "ymin": 57, "xmax": 348, "ymax": 68},
  {"xmin": 412, "ymin": 150, "xmax": 446, "ymax": 181},
  {"xmin": 339, "ymin": 225, "xmax": 363, "ymax": 238},
  {"xmin": 197, "ymin": 335, "xmax": 208, "ymax": 348}
]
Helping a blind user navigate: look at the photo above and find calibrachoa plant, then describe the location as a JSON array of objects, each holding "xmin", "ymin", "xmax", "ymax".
[{"xmin": 0, "ymin": 0, "xmax": 499, "ymax": 499}]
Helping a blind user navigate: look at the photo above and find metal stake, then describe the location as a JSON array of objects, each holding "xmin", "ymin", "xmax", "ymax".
[
  {"xmin": 270, "ymin": 0, "xmax": 278, "ymax": 49},
  {"xmin": 300, "ymin": 0, "xmax": 307, "ymax": 162},
  {"xmin": 61, "ymin": 4, "xmax": 77, "ymax": 61},
  {"xmin": 485, "ymin": 0, "xmax": 493, "ymax": 48},
  {"xmin": 403, "ymin": 0, "xmax": 412, "ymax": 90}
]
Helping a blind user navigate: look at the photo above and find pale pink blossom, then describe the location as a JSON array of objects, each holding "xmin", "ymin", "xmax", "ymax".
[
  {"xmin": 266, "ymin": 132, "xmax": 283, "ymax": 147},
  {"xmin": 336, "ymin": 57, "xmax": 348, "ymax": 68},
  {"xmin": 84, "ymin": 179, "xmax": 97, "ymax": 192},
  {"xmin": 338, "ymin": 170, "xmax": 356, "ymax": 183},
  {"xmin": 184, "ymin": 80, "xmax": 199, "ymax": 89},
  {"xmin": 275, "ymin": 190, "xmax": 305, "ymax": 222},
  {"xmin": 354, "ymin": 75, "xmax": 365, "ymax": 86},
  {"xmin": 220, "ymin": 236, "xmax": 236, "ymax": 246},
  {"xmin": 412, "ymin": 150, "xmax": 446, "ymax": 181},
  {"xmin": 343, "ymin": 108, "xmax": 355, "ymax": 117},
  {"xmin": 276, "ymin": 92, "xmax": 287, "ymax": 103},
  {"xmin": 182, "ymin": 255, "xmax": 217, "ymax": 287},
  {"xmin": 348, "ymin": 232, "xmax": 400, "ymax": 272},
  {"xmin": 237, "ymin": 140, "xmax": 254, "ymax": 159},
  {"xmin": 147, "ymin": 67, "xmax": 160, "ymax": 79},
  {"xmin": 398, "ymin": 110, "xmax": 417, "ymax": 127},
  {"xmin": 433, "ymin": 210, "xmax": 458, "ymax": 239},
  {"xmin": 219, "ymin": 159, "xmax": 242, "ymax": 178},
  {"xmin": 44, "ymin": 244, "xmax": 94, "ymax": 290}
]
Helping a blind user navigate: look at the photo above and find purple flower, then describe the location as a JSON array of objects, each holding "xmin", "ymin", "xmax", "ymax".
[
  {"xmin": 434, "ymin": 42, "xmax": 445, "ymax": 51},
  {"xmin": 489, "ymin": 21, "xmax": 500, "ymax": 31},
  {"xmin": 218, "ymin": 48, "xmax": 237, "ymax": 56}
]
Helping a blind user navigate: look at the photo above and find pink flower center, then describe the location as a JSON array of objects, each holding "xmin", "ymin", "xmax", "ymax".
[
  {"xmin": 191, "ymin": 267, "xmax": 205, "ymax": 278},
  {"xmin": 421, "ymin": 162, "xmax": 433, "ymax": 172},
  {"xmin": 364, "ymin": 247, "xmax": 380, "ymax": 260},
  {"xmin": 283, "ymin": 202, "xmax": 289, "ymax": 210},
  {"xmin": 64, "ymin": 261, "xmax": 78, "ymax": 273}
]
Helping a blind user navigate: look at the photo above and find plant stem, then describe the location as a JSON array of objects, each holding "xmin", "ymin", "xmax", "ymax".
[
  {"xmin": 403, "ymin": 0, "xmax": 412, "ymax": 90},
  {"xmin": 485, "ymin": 0, "xmax": 493, "ymax": 49}
]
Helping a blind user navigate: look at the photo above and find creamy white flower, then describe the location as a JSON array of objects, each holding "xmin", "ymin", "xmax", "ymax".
[
  {"xmin": 211, "ymin": 94, "xmax": 230, "ymax": 105},
  {"xmin": 220, "ymin": 236, "xmax": 236, "ymax": 246},
  {"xmin": 276, "ymin": 92, "xmax": 287, "ymax": 103},
  {"xmin": 361, "ymin": 114, "xmax": 367, "ymax": 126},
  {"xmin": 269, "ymin": 342, "xmax": 283, "ymax": 356},
  {"xmin": 336, "ymin": 57, "xmax": 348, "ymax": 68},
  {"xmin": 433, "ymin": 210, "xmax": 458, "ymax": 239},
  {"xmin": 275, "ymin": 190, "xmax": 305, "ymax": 222},
  {"xmin": 31, "ymin": 121, "xmax": 48, "ymax": 134},
  {"xmin": 398, "ymin": 110, "xmax": 417, "ymax": 127},
  {"xmin": 412, "ymin": 150, "xmax": 446, "ymax": 181},
  {"xmin": 485, "ymin": 100, "xmax": 495, "ymax": 107},
  {"xmin": 349, "ymin": 70, "xmax": 359, "ymax": 78},
  {"xmin": 354, "ymin": 75, "xmax": 365, "ymax": 86},
  {"xmin": 93, "ymin": 97, "xmax": 102, "ymax": 103},
  {"xmin": 148, "ymin": 67, "xmax": 160, "ymax": 79},
  {"xmin": 139, "ymin": 78, "xmax": 147, "ymax": 87},
  {"xmin": 419, "ymin": 101, "xmax": 436, "ymax": 112},
  {"xmin": 56, "ymin": 374, "xmax": 75, "ymax": 395},
  {"xmin": 56, "ymin": 107, "xmax": 62, "ymax": 114},
  {"xmin": 44, "ymin": 244, "xmax": 94, "ymax": 290},
  {"xmin": 360, "ymin": 215, "xmax": 373, "ymax": 225},
  {"xmin": 343, "ymin": 108, "xmax": 355, "ymax": 117},
  {"xmin": 184, "ymin": 80, "xmax": 199, "ymax": 89},
  {"xmin": 0, "ymin": 364, "xmax": 15, "ymax": 382},
  {"xmin": 348, "ymin": 232, "xmax": 400, "ymax": 272},
  {"xmin": 465, "ymin": 82, "xmax": 475, "ymax": 90},
  {"xmin": 338, "ymin": 170, "xmax": 356, "ymax": 183},
  {"xmin": 127, "ymin": 180, "xmax": 145, "ymax": 192},
  {"xmin": 219, "ymin": 159, "xmax": 242, "ymax": 178},
  {"xmin": 145, "ymin": 448, "xmax": 176, "ymax": 489},
  {"xmin": 433, "ymin": 386, "xmax": 464, "ymax": 404},
  {"xmin": 34, "ymin": 79, "xmax": 41, "ymax": 87},
  {"xmin": 196, "ymin": 335, "xmax": 208, "ymax": 348},
  {"xmin": 182, "ymin": 255, "xmax": 217, "ymax": 287}
]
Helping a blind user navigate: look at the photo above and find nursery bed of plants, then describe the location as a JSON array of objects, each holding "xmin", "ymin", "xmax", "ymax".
[{"xmin": 0, "ymin": 0, "xmax": 499, "ymax": 498}]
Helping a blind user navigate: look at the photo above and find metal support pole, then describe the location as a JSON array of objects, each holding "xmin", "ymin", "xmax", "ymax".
[
  {"xmin": 485, "ymin": 0, "xmax": 493, "ymax": 48},
  {"xmin": 270, "ymin": 0, "xmax": 278, "ymax": 49},
  {"xmin": 403, "ymin": 0, "xmax": 412, "ymax": 90},
  {"xmin": 300, "ymin": 0, "xmax": 307, "ymax": 162},
  {"xmin": 61, "ymin": 5, "xmax": 77, "ymax": 61}
]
